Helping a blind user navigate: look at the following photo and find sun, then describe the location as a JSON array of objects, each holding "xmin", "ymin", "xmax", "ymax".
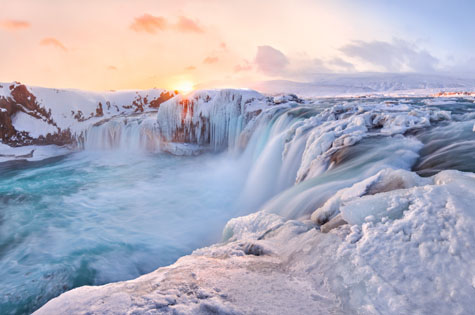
[{"xmin": 174, "ymin": 81, "xmax": 195, "ymax": 94}]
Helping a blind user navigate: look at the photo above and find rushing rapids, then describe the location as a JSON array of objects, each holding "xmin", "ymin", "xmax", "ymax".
[{"xmin": 0, "ymin": 88, "xmax": 474, "ymax": 314}]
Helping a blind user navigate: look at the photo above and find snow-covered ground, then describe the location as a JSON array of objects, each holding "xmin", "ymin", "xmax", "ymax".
[
  {"xmin": 253, "ymin": 73, "xmax": 475, "ymax": 98},
  {"xmin": 0, "ymin": 143, "xmax": 70, "ymax": 163}
]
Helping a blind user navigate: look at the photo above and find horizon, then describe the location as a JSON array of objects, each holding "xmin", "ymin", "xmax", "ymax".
[
  {"xmin": 1, "ymin": 0, "xmax": 475, "ymax": 91},
  {"xmin": 3, "ymin": 71, "xmax": 475, "ymax": 95}
]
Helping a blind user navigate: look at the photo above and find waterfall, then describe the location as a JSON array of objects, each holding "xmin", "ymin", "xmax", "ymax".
[
  {"xmin": 83, "ymin": 114, "xmax": 161, "ymax": 152},
  {"xmin": 81, "ymin": 90, "xmax": 473, "ymax": 221}
]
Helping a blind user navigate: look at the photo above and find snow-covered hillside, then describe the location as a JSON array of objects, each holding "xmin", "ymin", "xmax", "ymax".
[
  {"xmin": 253, "ymin": 73, "xmax": 475, "ymax": 97},
  {"xmin": 0, "ymin": 82, "xmax": 176, "ymax": 146}
]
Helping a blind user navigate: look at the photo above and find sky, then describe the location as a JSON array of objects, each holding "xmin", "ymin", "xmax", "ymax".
[{"xmin": 0, "ymin": 0, "xmax": 474, "ymax": 91}]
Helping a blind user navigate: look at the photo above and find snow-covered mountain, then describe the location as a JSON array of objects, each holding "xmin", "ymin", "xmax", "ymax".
[{"xmin": 253, "ymin": 73, "xmax": 475, "ymax": 97}]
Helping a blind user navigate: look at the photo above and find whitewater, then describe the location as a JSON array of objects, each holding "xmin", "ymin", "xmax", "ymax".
[{"xmin": 0, "ymin": 88, "xmax": 474, "ymax": 314}]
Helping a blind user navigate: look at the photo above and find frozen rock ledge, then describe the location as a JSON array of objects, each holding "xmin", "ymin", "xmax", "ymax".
[{"xmin": 35, "ymin": 170, "xmax": 475, "ymax": 315}]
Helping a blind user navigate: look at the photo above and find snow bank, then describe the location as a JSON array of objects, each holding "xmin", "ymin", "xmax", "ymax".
[
  {"xmin": 36, "ymin": 170, "xmax": 475, "ymax": 315},
  {"xmin": 12, "ymin": 111, "xmax": 58, "ymax": 138},
  {"xmin": 253, "ymin": 73, "xmax": 475, "ymax": 97},
  {"xmin": 0, "ymin": 143, "xmax": 70, "ymax": 163},
  {"xmin": 311, "ymin": 169, "xmax": 431, "ymax": 225}
]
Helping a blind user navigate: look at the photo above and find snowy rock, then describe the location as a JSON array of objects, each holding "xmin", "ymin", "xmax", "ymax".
[{"xmin": 0, "ymin": 82, "xmax": 176, "ymax": 147}]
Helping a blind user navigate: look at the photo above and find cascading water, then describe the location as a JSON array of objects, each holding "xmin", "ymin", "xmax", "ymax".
[
  {"xmin": 83, "ymin": 114, "xmax": 162, "ymax": 152},
  {"xmin": 1, "ymin": 91, "xmax": 474, "ymax": 315}
]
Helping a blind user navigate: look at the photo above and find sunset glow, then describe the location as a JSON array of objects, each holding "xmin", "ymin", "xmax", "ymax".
[
  {"xmin": 0, "ymin": 0, "xmax": 475, "ymax": 90},
  {"xmin": 173, "ymin": 80, "xmax": 195, "ymax": 94},
  {"xmin": 0, "ymin": 0, "xmax": 474, "ymax": 91}
]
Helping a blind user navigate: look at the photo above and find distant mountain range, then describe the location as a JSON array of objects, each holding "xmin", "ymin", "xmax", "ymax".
[{"xmin": 252, "ymin": 73, "xmax": 475, "ymax": 97}]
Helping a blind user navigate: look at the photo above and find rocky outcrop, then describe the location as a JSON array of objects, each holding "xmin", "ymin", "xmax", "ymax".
[
  {"xmin": 149, "ymin": 91, "xmax": 176, "ymax": 108},
  {"xmin": 0, "ymin": 82, "xmax": 177, "ymax": 147},
  {"xmin": 128, "ymin": 91, "xmax": 176, "ymax": 112},
  {"xmin": 432, "ymin": 91, "xmax": 475, "ymax": 97},
  {"xmin": 0, "ymin": 83, "xmax": 69, "ymax": 146}
]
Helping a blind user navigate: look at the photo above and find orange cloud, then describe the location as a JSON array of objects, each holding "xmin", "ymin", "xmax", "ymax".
[
  {"xmin": 234, "ymin": 60, "xmax": 253, "ymax": 72},
  {"xmin": 203, "ymin": 56, "xmax": 219, "ymax": 64},
  {"xmin": 130, "ymin": 14, "xmax": 167, "ymax": 33},
  {"xmin": 185, "ymin": 66, "xmax": 196, "ymax": 71},
  {"xmin": 40, "ymin": 38, "xmax": 67, "ymax": 51},
  {"xmin": 107, "ymin": 65, "xmax": 118, "ymax": 71},
  {"xmin": 0, "ymin": 19, "xmax": 30, "ymax": 31},
  {"xmin": 175, "ymin": 16, "xmax": 203, "ymax": 33}
]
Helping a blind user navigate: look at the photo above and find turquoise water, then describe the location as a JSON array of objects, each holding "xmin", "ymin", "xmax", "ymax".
[{"xmin": 0, "ymin": 151, "xmax": 247, "ymax": 314}]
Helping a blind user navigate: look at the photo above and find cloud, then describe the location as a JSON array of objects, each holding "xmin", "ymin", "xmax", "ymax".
[
  {"xmin": 444, "ymin": 56, "xmax": 475, "ymax": 76},
  {"xmin": 253, "ymin": 46, "xmax": 354, "ymax": 79},
  {"xmin": 340, "ymin": 39, "xmax": 438, "ymax": 72},
  {"xmin": 175, "ymin": 16, "xmax": 203, "ymax": 33},
  {"xmin": 255, "ymin": 46, "xmax": 289, "ymax": 76},
  {"xmin": 328, "ymin": 57, "xmax": 355, "ymax": 72},
  {"xmin": 107, "ymin": 65, "xmax": 118, "ymax": 71},
  {"xmin": 203, "ymin": 56, "xmax": 219, "ymax": 64},
  {"xmin": 185, "ymin": 66, "xmax": 196, "ymax": 71},
  {"xmin": 310, "ymin": 58, "xmax": 331, "ymax": 73},
  {"xmin": 39, "ymin": 38, "xmax": 67, "ymax": 51},
  {"xmin": 130, "ymin": 14, "xmax": 167, "ymax": 33},
  {"xmin": 0, "ymin": 19, "xmax": 30, "ymax": 31},
  {"xmin": 253, "ymin": 46, "xmax": 347, "ymax": 78},
  {"xmin": 130, "ymin": 15, "xmax": 203, "ymax": 34},
  {"xmin": 234, "ymin": 60, "xmax": 253, "ymax": 72}
]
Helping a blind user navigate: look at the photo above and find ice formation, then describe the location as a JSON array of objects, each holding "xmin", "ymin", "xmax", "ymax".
[{"xmin": 155, "ymin": 89, "xmax": 269, "ymax": 150}]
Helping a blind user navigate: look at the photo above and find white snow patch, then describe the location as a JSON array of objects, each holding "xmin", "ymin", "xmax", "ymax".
[
  {"xmin": 12, "ymin": 111, "xmax": 58, "ymax": 138},
  {"xmin": 0, "ymin": 143, "xmax": 71, "ymax": 163}
]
